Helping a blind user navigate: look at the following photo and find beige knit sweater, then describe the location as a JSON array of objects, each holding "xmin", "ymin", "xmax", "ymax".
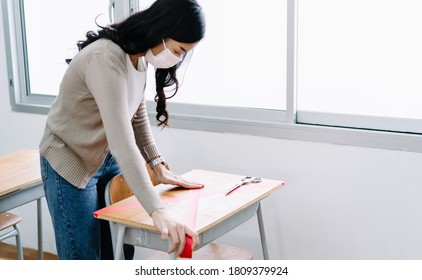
[{"xmin": 39, "ymin": 39, "xmax": 163, "ymax": 214}]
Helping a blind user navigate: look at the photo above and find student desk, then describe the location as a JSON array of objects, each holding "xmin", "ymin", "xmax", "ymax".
[
  {"xmin": 95, "ymin": 169, "xmax": 284, "ymax": 260},
  {"xmin": 0, "ymin": 149, "xmax": 44, "ymax": 259}
]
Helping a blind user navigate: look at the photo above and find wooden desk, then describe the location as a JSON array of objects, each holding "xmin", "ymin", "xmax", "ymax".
[
  {"xmin": 0, "ymin": 149, "xmax": 44, "ymax": 259},
  {"xmin": 95, "ymin": 169, "xmax": 284, "ymax": 260}
]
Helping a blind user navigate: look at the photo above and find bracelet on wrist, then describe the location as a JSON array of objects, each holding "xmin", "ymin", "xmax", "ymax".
[{"xmin": 148, "ymin": 156, "xmax": 165, "ymax": 169}]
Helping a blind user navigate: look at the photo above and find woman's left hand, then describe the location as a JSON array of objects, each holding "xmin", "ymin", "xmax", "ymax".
[{"xmin": 153, "ymin": 163, "xmax": 204, "ymax": 189}]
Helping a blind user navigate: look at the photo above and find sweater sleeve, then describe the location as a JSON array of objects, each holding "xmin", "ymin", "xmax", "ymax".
[
  {"xmin": 85, "ymin": 51, "xmax": 163, "ymax": 215},
  {"xmin": 132, "ymin": 97, "xmax": 162, "ymax": 163}
]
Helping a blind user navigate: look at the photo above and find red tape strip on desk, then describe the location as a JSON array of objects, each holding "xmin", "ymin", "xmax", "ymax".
[
  {"xmin": 180, "ymin": 188, "xmax": 201, "ymax": 258},
  {"xmin": 92, "ymin": 189, "xmax": 202, "ymax": 258},
  {"xmin": 93, "ymin": 197, "xmax": 180, "ymax": 218},
  {"xmin": 93, "ymin": 204, "xmax": 141, "ymax": 218}
]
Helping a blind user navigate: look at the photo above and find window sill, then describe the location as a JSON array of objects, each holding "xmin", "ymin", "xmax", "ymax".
[
  {"xmin": 147, "ymin": 106, "xmax": 422, "ymax": 154},
  {"xmin": 13, "ymin": 101, "xmax": 422, "ymax": 154}
]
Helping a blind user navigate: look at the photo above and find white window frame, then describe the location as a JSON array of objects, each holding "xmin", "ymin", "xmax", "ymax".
[
  {"xmin": 2, "ymin": 0, "xmax": 422, "ymax": 153},
  {"xmin": 2, "ymin": 0, "xmax": 52, "ymax": 114}
]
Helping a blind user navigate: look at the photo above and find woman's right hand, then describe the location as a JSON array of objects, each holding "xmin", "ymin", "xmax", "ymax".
[{"xmin": 151, "ymin": 208, "xmax": 198, "ymax": 257}]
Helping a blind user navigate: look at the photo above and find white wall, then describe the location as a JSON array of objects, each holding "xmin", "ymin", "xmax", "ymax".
[{"xmin": 1, "ymin": 8, "xmax": 422, "ymax": 259}]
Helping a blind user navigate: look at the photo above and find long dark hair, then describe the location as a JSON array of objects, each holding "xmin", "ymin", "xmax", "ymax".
[{"xmin": 78, "ymin": 0, "xmax": 205, "ymax": 127}]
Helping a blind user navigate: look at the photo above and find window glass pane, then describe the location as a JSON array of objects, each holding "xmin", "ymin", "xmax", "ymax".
[
  {"xmin": 23, "ymin": 0, "xmax": 110, "ymax": 96},
  {"xmin": 297, "ymin": 0, "xmax": 422, "ymax": 119},
  {"xmin": 140, "ymin": 0, "xmax": 287, "ymax": 110}
]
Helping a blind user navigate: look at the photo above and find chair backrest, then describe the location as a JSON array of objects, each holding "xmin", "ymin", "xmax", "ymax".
[
  {"xmin": 108, "ymin": 163, "xmax": 169, "ymax": 204},
  {"xmin": 108, "ymin": 174, "xmax": 133, "ymax": 204},
  {"xmin": 105, "ymin": 163, "xmax": 170, "ymax": 259}
]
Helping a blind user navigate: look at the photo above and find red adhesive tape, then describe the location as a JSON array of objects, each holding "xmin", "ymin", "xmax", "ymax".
[
  {"xmin": 93, "ymin": 204, "xmax": 140, "ymax": 218},
  {"xmin": 180, "ymin": 186, "xmax": 201, "ymax": 258},
  {"xmin": 181, "ymin": 234, "xmax": 193, "ymax": 258}
]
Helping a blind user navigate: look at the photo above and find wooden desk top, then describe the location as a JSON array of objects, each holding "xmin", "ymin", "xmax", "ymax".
[
  {"xmin": 95, "ymin": 169, "xmax": 284, "ymax": 234},
  {"xmin": 0, "ymin": 149, "xmax": 41, "ymax": 197}
]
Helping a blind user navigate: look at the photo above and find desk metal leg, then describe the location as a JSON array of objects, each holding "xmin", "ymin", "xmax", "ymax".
[
  {"xmin": 37, "ymin": 198, "xmax": 43, "ymax": 260},
  {"xmin": 115, "ymin": 225, "xmax": 126, "ymax": 260},
  {"xmin": 257, "ymin": 202, "xmax": 269, "ymax": 260}
]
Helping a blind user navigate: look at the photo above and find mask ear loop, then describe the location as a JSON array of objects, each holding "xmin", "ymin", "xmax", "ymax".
[
  {"xmin": 176, "ymin": 49, "xmax": 193, "ymax": 88},
  {"xmin": 162, "ymin": 38, "xmax": 167, "ymax": 49}
]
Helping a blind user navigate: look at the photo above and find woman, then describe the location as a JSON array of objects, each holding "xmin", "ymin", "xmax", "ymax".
[{"xmin": 39, "ymin": 0, "xmax": 205, "ymax": 259}]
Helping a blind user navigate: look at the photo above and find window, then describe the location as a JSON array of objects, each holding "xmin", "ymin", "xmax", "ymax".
[
  {"xmin": 2, "ymin": 0, "xmax": 422, "ymax": 151},
  {"xmin": 25, "ymin": 0, "xmax": 110, "ymax": 96},
  {"xmin": 2, "ymin": 0, "xmax": 111, "ymax": 113},
  {"xmin": 297, "ymin": 0, "xmax": 422, "ymax": 134},
  {"xmin": 139, "ymin": 0, "xmax": 288, "ymax": 123},
  {"xmin": 3, "ymin": 0, "xmax": 287, "ymax": 122}
]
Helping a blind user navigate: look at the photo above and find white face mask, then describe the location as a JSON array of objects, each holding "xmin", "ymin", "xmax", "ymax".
[{"xmin": 145, "ymin": 39, "xmax": 182, "ymax": 69}]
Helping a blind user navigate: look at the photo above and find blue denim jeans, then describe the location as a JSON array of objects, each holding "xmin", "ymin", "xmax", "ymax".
[{"xmin": 40, "ymin": 152, "xmax": 134, "ymax": 260}]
